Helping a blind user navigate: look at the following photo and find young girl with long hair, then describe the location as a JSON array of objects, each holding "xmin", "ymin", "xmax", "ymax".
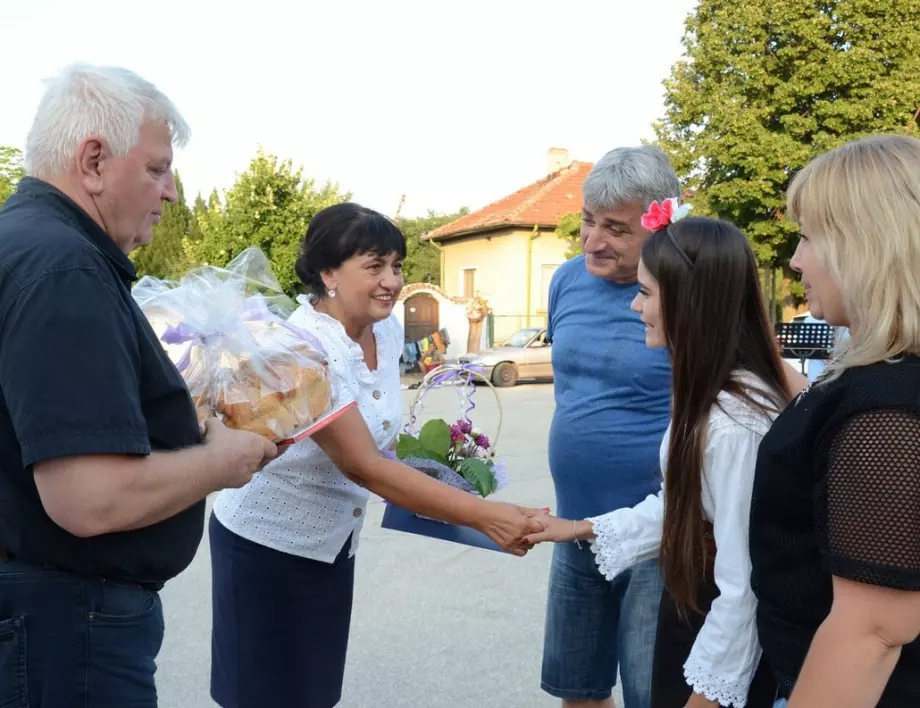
[{"xmin": 526, "ymin": 210, "xmax": 805, "ymax": 707}]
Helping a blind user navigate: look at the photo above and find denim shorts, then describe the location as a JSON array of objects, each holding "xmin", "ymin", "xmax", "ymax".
[{"xmin": 541, "ymin": 541, "xmax": 663, "ymax": 704}]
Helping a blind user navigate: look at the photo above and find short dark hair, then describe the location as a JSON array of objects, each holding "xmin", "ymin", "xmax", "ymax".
[{"xmin": 295, "ymin": 202, "xmax": 407, "ymax": 297}]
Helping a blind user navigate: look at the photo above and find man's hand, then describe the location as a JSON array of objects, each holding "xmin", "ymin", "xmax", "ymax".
[
  {"xmin": 202, "ymin": 418, "xmax": 278, "ymax": 489},
  {"xmin": 475, "ymin": 502, "xmax": 546, "ymax": 556}
]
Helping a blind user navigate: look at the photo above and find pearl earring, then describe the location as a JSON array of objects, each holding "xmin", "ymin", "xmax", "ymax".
[{"xmin": 328, "ymin": 289, "xmax": 337, "ymax": 299}]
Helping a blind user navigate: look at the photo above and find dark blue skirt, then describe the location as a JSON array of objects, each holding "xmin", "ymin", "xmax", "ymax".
[{"xmin": 209, "ymin": 512, "xmax": 355, "ymax": 708}]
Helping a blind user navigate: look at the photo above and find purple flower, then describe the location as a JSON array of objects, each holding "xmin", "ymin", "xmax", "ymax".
[
  {"xmin": 449, "ymin": 424, "xmax": 466, "ymax": 444},
  {"xmin": 473, "ymin": 433, "xmax": 490, "ymax": 450},
  {"xmin": 456, "ymin": 419, "xmax": 473, "ymax": 435}
]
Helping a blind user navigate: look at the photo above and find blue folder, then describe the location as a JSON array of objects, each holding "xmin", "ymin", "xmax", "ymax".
[{"xmin": 380, "ymin": 503, "xmax": 505, "ymax": 553}]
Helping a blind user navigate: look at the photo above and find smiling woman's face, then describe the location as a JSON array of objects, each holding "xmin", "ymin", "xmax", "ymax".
[
  {"xmin": 322, "ymin": 250, "xmax": 404, "ymax": 323},
  {"xmin": 630, "ymin": 259, "xmax": 666, "ymax": 348}
]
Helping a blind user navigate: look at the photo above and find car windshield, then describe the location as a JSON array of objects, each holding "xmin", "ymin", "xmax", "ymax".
[{"xmin": 503, "ymin": 329, "xmax": 541, "ymax": 347}]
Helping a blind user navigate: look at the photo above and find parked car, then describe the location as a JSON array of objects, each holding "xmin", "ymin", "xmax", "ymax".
[{"xmin": 457, "ymin": 327, "xmax": 552, "ymax": 387}]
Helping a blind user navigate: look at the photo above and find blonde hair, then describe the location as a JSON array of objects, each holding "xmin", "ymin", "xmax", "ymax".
[{"xmin": 787, "ymin": 134, "xmax": 920, "ymax": 380}]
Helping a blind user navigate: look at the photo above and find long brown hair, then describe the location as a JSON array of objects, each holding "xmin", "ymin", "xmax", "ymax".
[{"xmin": 641, "ymin": 217, "xmax": 789, "ymax": 614}]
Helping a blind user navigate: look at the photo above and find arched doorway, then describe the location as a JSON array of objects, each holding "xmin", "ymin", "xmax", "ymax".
[{"xmin": 404, "ymin": 293, "xmax": 439, "ymax": 343}]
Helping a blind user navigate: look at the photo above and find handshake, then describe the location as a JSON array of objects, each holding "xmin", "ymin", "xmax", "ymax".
[{"xmin": 477, "ymin": 503, "xmax": 594, "ymax": 556}]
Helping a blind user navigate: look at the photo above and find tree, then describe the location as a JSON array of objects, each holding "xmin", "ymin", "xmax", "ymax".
[
  {"xmin": 398, "ymin": 208, "xmax": 469, "ymax": 285},
  {"xmin": 655, "ymin": 0, "xmax": 920, "ymax": 271},
  {"xmin": 0, "ymin": 147, "xmax": 25, "ymax": 206},
  {"xmin": 130, "ymin": 172, "xmax": 193, "ymax": 279},
  {"xmin": 187, "ymin": 193, "xmax": 208, "ymax": 243},
  {"xmin": 185, "ymin": 149, "xmax": 349, "ymax": 296},
  {"xmin": 554, "ymin": 212, "xmax": 582, "ymax": 260}
]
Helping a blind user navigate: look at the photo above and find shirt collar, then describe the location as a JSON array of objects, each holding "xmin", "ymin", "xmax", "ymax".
[{"xmin": 17, "ymin": 177, "xmax": 138, "ymax": 284}]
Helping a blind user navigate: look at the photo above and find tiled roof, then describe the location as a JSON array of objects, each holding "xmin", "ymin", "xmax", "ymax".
[{"xmin": 425, "ymin": 161, "xmax": 593, "ymax": 241}]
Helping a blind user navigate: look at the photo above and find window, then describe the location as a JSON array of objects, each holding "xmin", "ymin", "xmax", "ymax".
[
  {"xmin": 540, "ymin": 264, "xmax": 560, "ymax": 311},
  {"xmin": 463, "ymin": 268, "xmax": 476, "ymax": 298}
]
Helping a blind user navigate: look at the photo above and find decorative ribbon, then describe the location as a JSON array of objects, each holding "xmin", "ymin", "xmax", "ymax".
[
  {"xmin": 405, "ymin": 363, "xmax": 485, "ymax": 434},
  {"xmin": 160, "ymin": 295, "xmax": 327, "ymax": 372}
]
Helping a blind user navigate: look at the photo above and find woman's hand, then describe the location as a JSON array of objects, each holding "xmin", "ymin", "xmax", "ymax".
[
  {"xmin": 474, "ymin": 502, "xmax": 546, "ymax": 556},
  {"xmin": 522, "ymin": 514, "xmax": 594, "ymax": 545}
]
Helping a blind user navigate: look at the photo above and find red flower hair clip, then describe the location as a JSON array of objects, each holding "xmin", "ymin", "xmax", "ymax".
[{"xmin": 640, "ymin": 197, "xmax": 692, "ymax": 231}]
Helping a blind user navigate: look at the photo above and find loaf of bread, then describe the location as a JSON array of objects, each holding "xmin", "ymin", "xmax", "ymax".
[
  {"xmin": 133, "ymin": 248, "xmax": 332, "ymax": 442},
  {"xmin": 145, "ymin": 314, "xmax": 332, "ymax": 443},
  {"xmin": 189, "ymin": 344, "xmax": 332, "ymax": 442}
]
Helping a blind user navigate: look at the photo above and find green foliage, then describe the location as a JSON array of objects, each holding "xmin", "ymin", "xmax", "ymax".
[
  {"xmin": 457, "ymin": 458, "xmax": 497, "ymax": 497},
  {"xmin": 395, "ymin": 418, "xmax": 499, "ymax": 498},
  {"xmin": 418, "ymin": 419, "xmax": 451, "ymax": 457},
  {"xmin": 187, "ymin": 193, "xmax": 207, "ymax": 242},
  {"xmin": 130, "ymin": 172, "xmax": 194, "ymax": 279},
  {"xmin": 655, "ymin": 0, "xmax": 920, "ymax": 267},
  {"xmin": 184, "ymin": 148, "xmax": 349, "ymax": 296},
  {"xmin": 554, "ymin": 212, "xmax": 582, "ymax": 260},
  {"xmin": 0, "ymin": 147, "xmax": 25, "ymax": 206},
  {"xmin": 397, "ymin": 207, "xmax": 469, "ymax": 285}
]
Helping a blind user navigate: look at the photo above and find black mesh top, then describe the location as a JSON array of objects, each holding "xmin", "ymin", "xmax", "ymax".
[{"xmin": 750, "ymin": 355, "xmax": 920, "ymax": 705}]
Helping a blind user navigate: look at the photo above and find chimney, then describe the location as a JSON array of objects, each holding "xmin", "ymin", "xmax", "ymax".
[{"xmin": 547, "ymin": 147, "xmax": 569, "ymax": 175}]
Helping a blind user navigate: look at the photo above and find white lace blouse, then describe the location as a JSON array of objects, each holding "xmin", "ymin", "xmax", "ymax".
[
  {"xmin": 587, "ymin": 376, "xmax": 778, "ymax": 708},
  {"xmin": 212, "ymin": 296, "xmax": 404, "ymax": 563}
]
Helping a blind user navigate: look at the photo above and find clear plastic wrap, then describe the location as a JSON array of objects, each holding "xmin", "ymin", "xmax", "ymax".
[{"xmin": 132, "ymin": 248, "xmax": 332, "ymax": 443}]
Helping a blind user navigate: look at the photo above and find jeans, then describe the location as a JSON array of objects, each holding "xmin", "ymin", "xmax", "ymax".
[
  {"xmin": 542, "ymin": 542, "xmax": 663, "ymax": 705},
  {"xmin": 0, "ymin": 559, "xmax": 165, "ymax": 707}
]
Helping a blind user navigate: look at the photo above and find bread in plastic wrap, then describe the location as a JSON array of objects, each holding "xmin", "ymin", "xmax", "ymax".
[{"xmin": 133, "ymin": 248, "xmax": 332, "ymax": 442}]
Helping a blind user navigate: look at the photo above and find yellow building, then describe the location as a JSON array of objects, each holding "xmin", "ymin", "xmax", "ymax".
[{"xmin": 426, "ymin": 150, "xmax": 593, "ymax": 343}]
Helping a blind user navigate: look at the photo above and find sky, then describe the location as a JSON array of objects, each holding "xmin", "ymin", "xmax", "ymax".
[{"xmin": 1, "ymin": 0, "xmax": 698, "ymax": 218}]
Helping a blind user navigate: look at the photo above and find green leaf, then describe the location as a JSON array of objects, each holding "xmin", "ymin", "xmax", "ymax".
[
  {"xmin": 457, "ymin": 458, "xmax": 497, "ymax": 498},
  {"xmin": 419, "ymin": 419, "xmax": 451, "ymax": 457},
  {"xmin": 395, "ymin": 434, "xmax": 422, "ymax": 459}
]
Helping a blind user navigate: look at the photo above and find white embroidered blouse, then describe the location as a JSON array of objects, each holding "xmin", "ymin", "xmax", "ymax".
[
  {"xmin": 212, "ymin": 296, "xmax": 404, "ymax": 563},
  {"xmin": 587, "ymin": 374, "xmax": 779, "ymax": 708}
]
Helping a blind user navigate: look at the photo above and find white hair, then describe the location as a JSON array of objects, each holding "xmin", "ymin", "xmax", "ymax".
[
  {"xmin": 583, "ymin": 145, "xmax": 681, "ymax": 211},
  {"xmin": 24, "ymin": 63, "xmax": 190, "ymax": 177}
]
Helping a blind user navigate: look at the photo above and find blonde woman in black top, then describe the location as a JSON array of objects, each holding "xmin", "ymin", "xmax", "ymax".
[{"xmin": 750, "ymin": 133, "xmax": 920, "ymax": 707}]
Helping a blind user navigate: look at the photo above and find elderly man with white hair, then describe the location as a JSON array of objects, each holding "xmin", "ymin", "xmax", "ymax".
[
  {"xmin": 0, "ymin": 64, "xmax": 276, "ymax": 706},
  {"xmin": 540, "ymin": 146, "xmax": 679, "ymax": 708}
]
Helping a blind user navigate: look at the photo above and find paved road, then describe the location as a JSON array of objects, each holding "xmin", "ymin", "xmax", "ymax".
[{"xmin": 157, "ymin": 383, "xmax": 623, "ymax": 707}]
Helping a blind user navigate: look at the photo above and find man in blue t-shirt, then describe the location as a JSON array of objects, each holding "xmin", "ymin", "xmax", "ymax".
[{"xmin": 541, "ymin": 147, "xmax": 677, "ymax": 708}]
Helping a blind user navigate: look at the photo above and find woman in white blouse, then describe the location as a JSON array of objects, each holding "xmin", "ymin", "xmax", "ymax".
[
  {"xmin": 208, "ymin": 203, "xmax": 543, "ymax": 708},
  {"xmin": 525, "ymin": 215, "xmax": 806, "ymax": 708}
]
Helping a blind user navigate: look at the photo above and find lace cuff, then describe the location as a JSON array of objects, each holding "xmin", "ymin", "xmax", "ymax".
[
  {"xmin": 586, "ymin": 514, "xmax": 633, "ymax": 581},
  {"xmin": 683, "ymin": 653, "xmax": 750, "ymax": 708}
]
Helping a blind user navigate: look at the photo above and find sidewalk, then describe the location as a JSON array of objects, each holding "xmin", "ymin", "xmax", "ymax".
[{"xmin": 400, "ymin": 371, "xmax": 424, "ymax": 390}]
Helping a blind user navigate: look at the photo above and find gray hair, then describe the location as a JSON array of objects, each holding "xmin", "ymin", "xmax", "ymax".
[
  {"xmin": 582, "ymin": 146, "xmax": 681, "ymax": 212},
  {"xmin": 25, "ymin": 63, "xmax": 190, "ymax": 178}
]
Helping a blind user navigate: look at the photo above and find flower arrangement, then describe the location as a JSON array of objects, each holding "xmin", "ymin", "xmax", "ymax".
[
  {"xmin": 379, "ymin": 362, "xmax": 511, "ymax": 546},
  {"xmin": 465, "ymin": 294, "xmax": 490, "ymax": 322},
  {"xmin": 394, "ymin": 417, "xmax": 506, "ymax": 497}
]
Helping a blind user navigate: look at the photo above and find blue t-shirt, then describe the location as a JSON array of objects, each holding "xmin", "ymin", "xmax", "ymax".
[{"xmin": 547, "ymin": 256, "xmax": 672, "ymax": 519}]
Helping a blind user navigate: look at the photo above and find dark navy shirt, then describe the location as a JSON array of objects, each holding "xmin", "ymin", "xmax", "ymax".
[
  {"xmin": 546, "ymin": 255, "xmax": 672, "ymax": 519},
  {"xmin": 0, "ymin": 177, "xmax": 203, "ymax": 586}
]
